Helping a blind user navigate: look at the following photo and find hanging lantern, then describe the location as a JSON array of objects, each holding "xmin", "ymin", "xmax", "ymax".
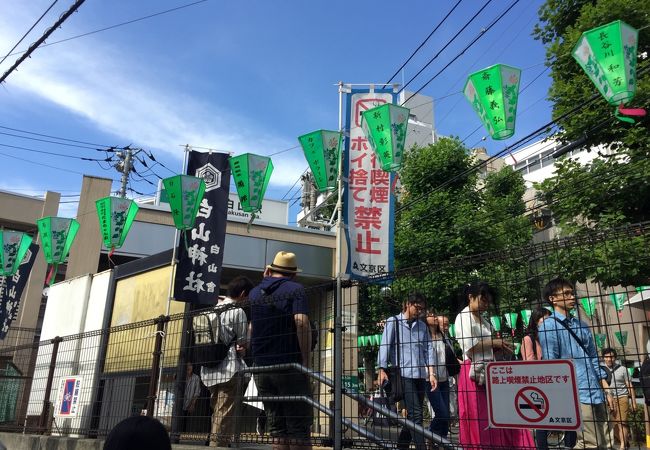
[
  {"xmin": 504, "ymin": 312, "xmax": 519, "ymax": 337},
  {"xmin": 448, "ymin": 323, "xmax": 456, "ymax": 338},
  {"xmin": 95, "ymin": 196, "xmax": 139, "ymax": 255},
  {"xmin": 514, "ymin": 342, "xmax": 521, "ymax": 357},
  {"xmin": 609, "ymin": 293, "xmax": 626, "ymax": 318},
  {"xmin": 579, "ymin": 297, "xmax": 597, "ymax": 318},
  {"xmin": 594, "ymin": 333, "xmax": 607, "ymax": 350},
  {"xmin": 0, "ymin": 230, "xmax": 33, "ymax": 277},
  {"xmin": 36, "ymin": 217, "xmax": 80, "ymax": 285},
  {"xmin": 572, "ymin": 20, "xmax": 645, "ymax": 122},
  {"xmin": 162, "ymin": 175, "xmax": 206, "ymax": 231},
  {"xmin": 464, "ymin": 64, "xmax": 521, "ymax": 140},
  {"xmin": 520, "ymin": 309, "xmax": 532, "ymax": 328},
  {"xmin": 360, "ymin": 103, "xmax": 410, "ymax": 171},
  {"xmin": 229, "ymin": 153, "xmax": 273, "ymax": 226},
  {"xmin": 614, "ymin": 330, "xmax": 628, "ymax": 347},
  {"xmin": 298, "ymin": 130, "xmax": 342, "ymax": 192},
  {"xmin": 490, "ymin": 315, "xmax": 502, "ymax": 338}
]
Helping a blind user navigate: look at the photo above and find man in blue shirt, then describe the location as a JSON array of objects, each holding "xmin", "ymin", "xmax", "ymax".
[
  {"xmin": 377, "ymin": 292, "xmax": 437, "ymax": 450},
  {"xmin": 538, "ymin": 278, "xmax": 613, "ymax": 450},
  {"xmin": 249, "ymin": 251, "xmax": 312, "ymax": 450}
]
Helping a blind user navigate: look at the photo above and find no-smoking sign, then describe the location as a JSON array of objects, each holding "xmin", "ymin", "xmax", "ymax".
[{"xmin": 486, "ymin": 360, "xmax": 581, "ymax": 430}]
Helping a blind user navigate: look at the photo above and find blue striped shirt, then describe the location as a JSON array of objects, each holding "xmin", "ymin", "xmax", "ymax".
[
  {"xmin": 538, "ymin": 311, "xmax": 606, "ymax": 404},
  {"xmin": 377, "ymin": 313, "xmax": 435, "ymax": 379}
]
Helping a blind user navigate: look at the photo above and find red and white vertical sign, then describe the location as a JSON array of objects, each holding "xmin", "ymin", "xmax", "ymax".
[{"xmin": 344, "ymin": 91, "xmax": 395, "ymax": 280}]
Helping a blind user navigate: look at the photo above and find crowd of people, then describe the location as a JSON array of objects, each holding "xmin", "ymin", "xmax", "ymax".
[
  {"xmin": 376, "ymin": 278, "xmax": 648, "ymax": 450},
  {"xmin": 100, "ymin": 262, "xmax": 649, "ymax": 450}
]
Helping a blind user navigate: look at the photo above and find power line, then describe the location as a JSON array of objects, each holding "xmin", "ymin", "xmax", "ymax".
[
  {"xmin": 0, "ymin": 0, "xmax": 87, "ymax": 84},
  {"xmin": 0, "ymin": 0, "xmax": 59, "ymax": 68},
  {"xmin": 0, "ymin": 124, "xmax": 112, "ymax": 147},
  {"xmin": 398, "ymin": 0, "xmax": 494, "ymax": 95},
  {"xmin": 383, "ymin": 0, "xmax": 464, "ymax": 88},
  {"xmin": 402, "ymin": 0, "xmax": 521, "ymax": 106},
  {"xmin": 4, "ymin": 0, "xmax": 212, "ymax": 58},
  {"xmin": 0, "ymin": 142, "xmax": 111, "ymax": 161}
]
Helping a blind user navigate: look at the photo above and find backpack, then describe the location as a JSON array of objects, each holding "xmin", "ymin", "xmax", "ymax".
[
  {"xmin": 444, "ymin": 338, "xmax": 461, "ymax": 377},
  {"xmin": 601, "ymin": 363, "xmax": 620, "ymax": 387},
  {"xmin": 191, "ymin": 309, "xmax": 236, "ymax": 368}
]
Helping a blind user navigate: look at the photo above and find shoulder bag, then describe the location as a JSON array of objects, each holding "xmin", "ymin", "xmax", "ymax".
[{"xmin": 384, "ymin": 316, "xmax": 404, "ymax": 404}]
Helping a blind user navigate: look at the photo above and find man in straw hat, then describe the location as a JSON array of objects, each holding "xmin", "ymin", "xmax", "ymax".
[{"xmin": 249, "ymin": 251, "xmax": 313, "ymax": 450}]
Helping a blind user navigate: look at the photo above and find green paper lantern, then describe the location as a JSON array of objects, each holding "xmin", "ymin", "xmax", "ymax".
[
  {"xmin": 298, "ymin": 130, "xmax": 342, "ymax": 192},
  {"xmin": 594, "ymin": 333, "xmax": 607, "ymax": 349},
  {"xmin": 627, "ymin": 367, "xmax": 634, "ymax": 377},
  {"xmin": 609, "ymin": 293, "xmax": 626, "ymax": 313},
  {"xmin": 95, "ymin": 196, "xmax": 139, "ymax": 251},
  {"xmin": 514, "ymin": 342, "xmax": 521, "ymax": 356},
  {"xmin": 615, "ymin": 330, "xmax": 628, "ymax": 347},
  {"xmin": 572, "ymin": 20, "xmax": 639, "ymax": 107},
  {"xmin": 635, "ymin": 286, "xmax": 650, "ymax": 292},
  {"xmin": 372, "ymin": 334, "xmax": 382, "ymax": 346},
  {"xmin": 580, "ymin": 297, "xmax": 597, "ymax": 318},
  {"xmin": 37, "ymin": 216, "xmax": 80, "ymax": 285},
  {"xmin": 520, "ymin": 309, "xmax": 532, "ymax": 328},
  {"xmin": 357, "ymin": 336, "xmax": 365, "ymax": 347},
  {"xmin": 490, "ymin": 315, "xmax": 502, "ymax": 332},
  {"xmin": 464, "ymin": 63, "xmax": 521, "ymax": 140},
  {"xmin": 0, "ymin": 230, "xmax": 33, "ymax": 277},
  {"xmin": 360, "ymin": 103, "xmax": 410, "ymax": 172},
  {"xmin": 448, "ymin": 323, "xmax": 456, "ymax": 338},
  {"xmin": 504, "ymin": 312, "xmax": 518, "ymax": 330},
  {"xmin": 162, "ymin": 175, "xmax": 206, "ymax": 231},
  {"xmin": 229, "ymin": 153, "xmax": 274, "ymax": 214}
]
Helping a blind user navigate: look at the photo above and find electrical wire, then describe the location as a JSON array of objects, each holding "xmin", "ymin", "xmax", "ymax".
[
  {"xmin": 0, "ymin": 131, "xmax": 110, "ymax": 151},
  {"xmin": 0, "ymin": 0, "xmax": 59, "ymax": 68},
  {"xmin": 402, "ymin": 0, "xmax": 521, "ymax": 106},
  {"xmin": 0, "ymin": 124, "xmax": 112, "ymax": 148},
  {"xmin": 0, "ymin": 142, "xmax": 111, "ymax": 161},
  {"xmin": 397, "ymin": 0, "xmax": 494, "ymax": 95},
  {"xmin": 4, "ymin": 0, "xmax": 213, "ymax": 58},
  {"xmin": 383, "ymin": 0, "xmax": 464, "ymax": 88}
]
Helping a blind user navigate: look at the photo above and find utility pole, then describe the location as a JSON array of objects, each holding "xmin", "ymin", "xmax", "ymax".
[{"xmin": 116, "ymin": 147, "xmax": 135, "ymax": 198}]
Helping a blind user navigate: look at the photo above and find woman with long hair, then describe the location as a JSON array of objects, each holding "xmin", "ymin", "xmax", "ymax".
[
  {"xmin": 425, "ymin": 310, "xmax": 450, "ymax": 442},
  {"xmin": 454, "ymin": 281, "xmax": 534, "ymax": 449}
]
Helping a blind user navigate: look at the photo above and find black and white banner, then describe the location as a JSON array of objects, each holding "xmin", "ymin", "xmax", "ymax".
[
  {"xmin": 174, "ymin": 151, "xmax": 230, "ymax": 305},
  {"xmin": 0, "ymin": 243, "xmax": 39, "ymax": 339}
]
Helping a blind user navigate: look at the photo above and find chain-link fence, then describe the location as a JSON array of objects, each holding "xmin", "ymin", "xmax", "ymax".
[{"xmin": 0, "ymin": 222, "xmax": 648, "ymax": 449}]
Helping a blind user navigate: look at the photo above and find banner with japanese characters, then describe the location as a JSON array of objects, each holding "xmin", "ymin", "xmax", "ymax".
[
  {"xmin": 174, "ymin": 151, "xmax": 230, "ymax": 304},
  {"xmin": 343, "ymin": 89, "xmax": 396, "ymax": 280},
  {"xmin": 0, "ymin": 242, "xmax": 39, "ymax": 339}
]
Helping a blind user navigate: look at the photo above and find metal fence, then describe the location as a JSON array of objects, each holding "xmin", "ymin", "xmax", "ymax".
[{"xmin": 0, "ymin": 222, "xmax": 649, "ymax": 449}]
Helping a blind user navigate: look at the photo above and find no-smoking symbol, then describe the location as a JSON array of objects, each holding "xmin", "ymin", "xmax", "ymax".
[{"xmin": 515, "ymin": 387, "xmax": 549, "ymax": 423}]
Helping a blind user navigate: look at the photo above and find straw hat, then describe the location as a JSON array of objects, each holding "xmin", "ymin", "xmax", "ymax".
[{"xmin": 266, "ymin": 251, "xmax": 302, "ymax": 274}]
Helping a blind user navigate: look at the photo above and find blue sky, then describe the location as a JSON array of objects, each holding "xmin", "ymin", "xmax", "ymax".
[{"xmin": 0, "ymin": 0, "xmax": 552, "ymax": 220}]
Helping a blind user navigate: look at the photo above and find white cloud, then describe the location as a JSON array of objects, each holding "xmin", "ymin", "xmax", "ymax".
[{"xmin": 0, "ymin": 4, "xmax": 306, "ymax": 189}]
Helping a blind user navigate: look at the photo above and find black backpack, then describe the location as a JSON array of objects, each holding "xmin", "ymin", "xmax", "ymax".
[
  {"xmin": 601, "ymin": 363, "xmax": 621, "ymax": 386},
  {"xmin": 640, "ymin": 357, "xmax": 650, "ymax": 404},
  {"xmin": 191, "ymin": 309, "xmax": 236, "ymax": 368},
  {"xmin": 444, "ymin": 337, "xmax": 461, "ymax": 377}
]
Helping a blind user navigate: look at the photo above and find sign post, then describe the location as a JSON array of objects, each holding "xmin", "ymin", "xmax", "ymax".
[{"xmin": 486, "ymin": 360, "xmax": 581, "ymax": 430}]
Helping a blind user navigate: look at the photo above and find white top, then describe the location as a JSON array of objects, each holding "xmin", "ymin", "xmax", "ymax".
[
  {"xmin": 432, "ymin": 336, "xmax": 448, "ymax": 382},
  {"xmin": 200, "ymin": 297, "xmax": 249, "ymax": 387},
  {"xmin": 454, "ymin": 305, "xmax": 494, "ymax": 361}
]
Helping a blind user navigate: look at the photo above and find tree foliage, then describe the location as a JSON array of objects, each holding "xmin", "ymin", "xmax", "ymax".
[{"xmin": 534, "ymin": 0, "xmax": 650, "ymax": 287}]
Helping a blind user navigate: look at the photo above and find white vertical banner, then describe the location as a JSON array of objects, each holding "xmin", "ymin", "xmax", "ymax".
[{"xmin": 343, "ymin": 89, "xmax": 395, "ymax": 280}]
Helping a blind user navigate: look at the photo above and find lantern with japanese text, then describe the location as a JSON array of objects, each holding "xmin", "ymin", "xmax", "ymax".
[
  {"xmin": 298, "ymin": 130, "xmax": 342, "ymax": 192},
  {"xmin": 0, "ymin": 230, "xmax": 33, "ymax": 277},
  {"xmin": 594, "ymin": 333, "xmax": 607, "ymax": 350},
  {"xmin": 609, "ymin": 293, "xmax": 626, "ymax": 318},
  {"xmin": 360, "ymin": 103, "xmax": 410, "ymax": 172},
  {"xmin": 490, "ymin": 315, "xmax": 502, "ymax": 338},
  {"xmin": 37, "ymin": 217, "xmax": 80, "ymax": 285},
  {"xmin": 572, "ymin": 20, "xmax": 645, "ymax": 122},
  {"xmin": 520, "ymin": 309, "xmax": 532, "ymax": 327},
  {"xmin": 464, "ymin": 64, "xmax": 521, "ymax": 140},
  {"xmin": 95, "ymin": 196, "xmax": 139, "ymax": 255},
  {"xmin": 229, "ymin": 153, "xmax": 273, "ymax": 216},
  {"xmin": 615, "ymin": 330, "xmax": 628, "ymax": 347},
  {"xmin": 504, "ymin": 312, "xmax": 519, "ymax": 337},
  {"xmin": 580, "ymin": 297, "xmax": 597, "ymax": 318},
  {"xmin": 162, "ymin": 175, "xmax": 206, "ymax": 231}
]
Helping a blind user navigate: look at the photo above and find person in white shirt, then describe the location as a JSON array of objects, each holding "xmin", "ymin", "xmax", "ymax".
[
  {"xmin": 200, "ymin": 276, "xmax": 252, "ymax": 448},
  {"xmin": 454, "ymin": 281, "xmax": 534, "ymax": 450}
]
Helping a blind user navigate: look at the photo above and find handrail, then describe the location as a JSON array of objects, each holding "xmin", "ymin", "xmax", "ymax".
[{"xmin": 243, "ymin": 363, "xmax": 459, "ymax": 450}]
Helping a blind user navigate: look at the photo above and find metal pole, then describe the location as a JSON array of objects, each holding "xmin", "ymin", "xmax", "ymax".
[
  {"xmin": 333, "ymin": 81, "xmax": 345, "ymax": 450},
  {"xmin": 39, "ymin": 336, "xmax": 62, "ymax": 431},
  {"xmin": 147, "ymin": 316, "xmax": 168, "ymax": 417},
  {"xmin": 119, "ymin": 147, "xmax": 133, "ymax": 198}
]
